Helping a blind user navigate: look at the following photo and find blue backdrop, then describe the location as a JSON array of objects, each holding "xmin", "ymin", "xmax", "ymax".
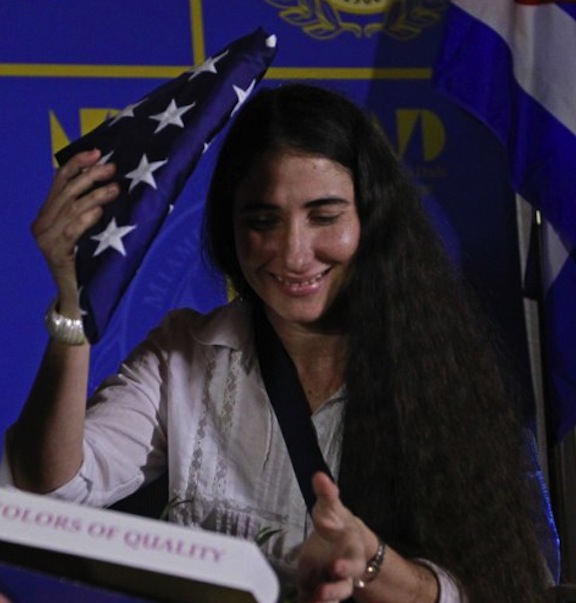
[{"xmin": 0, "ymin": 1, "xmax": 531, "ymax": 446}]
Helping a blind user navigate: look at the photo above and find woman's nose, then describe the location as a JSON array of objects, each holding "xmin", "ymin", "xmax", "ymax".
[{"xmin": 280, "ymin": 222, "xmax": 311, "ymax": 271}]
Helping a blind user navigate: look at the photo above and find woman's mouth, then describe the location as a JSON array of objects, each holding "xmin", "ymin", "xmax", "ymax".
[{"xmin": 271, "ymin": 269, "xmax": 330, "ymax": 294}]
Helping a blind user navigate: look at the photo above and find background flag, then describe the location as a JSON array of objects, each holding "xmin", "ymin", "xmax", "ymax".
[
  {"xmin": 433, "ymin": 0, "xmax": 576, "ymax": 444},
  {"xmin": 56, "ymin": 28, "xmax": 277, "ymax": 343},
  {"xmin": 432, "ymin": 0, "xmax": 575, "ymax": 582}
]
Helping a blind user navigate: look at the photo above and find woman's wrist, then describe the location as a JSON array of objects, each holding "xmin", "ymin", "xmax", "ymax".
[
  {"xmin": 353, "ymin": 538, "xmax": 386, "ymax": 588},
  {"xmin": 352, "ymin": 519, "xmax": 386, "ymax": 590},
  {"xmin": 45, "ymin": 298, "xmax": 86, "ymax": 345},
  {"xmin": 351, "ymin": 524, "xmax": 440, "ymax": 603}
]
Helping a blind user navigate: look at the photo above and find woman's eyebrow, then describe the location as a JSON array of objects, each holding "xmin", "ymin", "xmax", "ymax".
[
  {"xmin": 235, "ymin": 197, "xmax": 352, "ymax": 214},
  {"xmin": 304, "ymin": 197, "xmax": 352, "ymax": 208},
  {"xmin": 235, "ymin": 202, "xmax": 279, "ymax": 214}
]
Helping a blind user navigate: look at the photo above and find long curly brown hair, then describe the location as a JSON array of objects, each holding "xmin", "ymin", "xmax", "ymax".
[{"xmin": 204, "ymin": 83, "xmax": 554, "ymax": 602}]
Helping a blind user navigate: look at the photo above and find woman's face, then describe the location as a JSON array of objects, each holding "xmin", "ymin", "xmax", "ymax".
[{"xmin": 233, "ymin": 151, "xmax": 360, "ymax": 329}]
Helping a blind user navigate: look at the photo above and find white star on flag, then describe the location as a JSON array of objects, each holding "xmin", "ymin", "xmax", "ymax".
[
  {"xmin": 188, "ymin": 50, "xmax": 229, "ymax": 81},
  {"xmin": 125, "ymin": 154, "xmax": 168, "ymax": 192},
  {"xmin": 53, "ymin": 27, "xmax": 278, "ymax": 343},
  {"xmin": 231, "ymin": 79, "xmax": 256, "ymax": 116},
  {"xmin": 149, "ymin": 99, "xmax": 196, "ymax": 133},
  {"xmin": 108, "ymin": 99, "xmax": 147, "ymax": 126},
  {"xmin": 91, "ymin": 218, "xmax": 137, "ymax": 257}
]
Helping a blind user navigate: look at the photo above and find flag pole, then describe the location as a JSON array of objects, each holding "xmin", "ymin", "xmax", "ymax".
[{"xmin": 532, "ymin": 209, "xmax": 576, "ymax": 589}]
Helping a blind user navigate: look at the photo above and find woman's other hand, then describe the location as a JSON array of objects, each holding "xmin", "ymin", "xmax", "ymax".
[{"xmin": 297, "ymin": 472, "xmax": 372, "ymax": 602}]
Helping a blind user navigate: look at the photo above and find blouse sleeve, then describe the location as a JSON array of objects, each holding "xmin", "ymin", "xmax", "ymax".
[
  {"xmin": 415, "ymin": 559, "xmax": 467, "ymax": 603},
  {"xmin": 14, "ymin": 311, "xmax": 194, "ymax": 508}
]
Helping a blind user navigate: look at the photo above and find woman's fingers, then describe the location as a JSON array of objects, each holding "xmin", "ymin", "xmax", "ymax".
[
  {"xmin": 310, "ymin": 472, "xmax": 351, "ymax": 534},
  {"xmin": 312, "ymin": 471, "xmax": 339, "ymax": 501},
  {"xmin": 297, "ymin": 473, "xmax": 369, "ymax": 602},
  {"xmin": 55, "ymin": 185, "xmax": 117, "ymax": 249},
  {"xmin": 37, "ymin": 149, "xmax": 117, "ymax": 225},
  {"xmin": 311, "ymin": 576, "xmax": 354, "ymax": 602},
  {"xmin": 32, "ymin": 150, "xmax": 120, "ymax": 274},
  {"xmin": 42, "ymin": 149, "xmax": 102, "ymax": 215}
]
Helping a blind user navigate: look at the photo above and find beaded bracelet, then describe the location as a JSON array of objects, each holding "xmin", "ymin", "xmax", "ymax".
[
  {"xmin": 44, "ymin": 298, "xmax": 86, "ymax": 346},
  {"xmin": 353, "ymin": 540, "xmax": 386, "ymax": 589}
]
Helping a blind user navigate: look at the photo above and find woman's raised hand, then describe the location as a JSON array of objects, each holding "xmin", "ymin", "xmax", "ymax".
[{"xmin": 31, "ymin": 149, "xmax": 119, "ymax": 312}]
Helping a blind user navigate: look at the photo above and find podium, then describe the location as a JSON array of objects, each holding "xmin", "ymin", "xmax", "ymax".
[{"xmin": 0, "ymin": 487, "xmax": 279, "ymax": 603}]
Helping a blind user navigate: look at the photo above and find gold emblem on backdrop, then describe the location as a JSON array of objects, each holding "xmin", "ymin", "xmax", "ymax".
[{"xmin": 263, "ymin": 0, "xmax": 449, "ymax": 40}]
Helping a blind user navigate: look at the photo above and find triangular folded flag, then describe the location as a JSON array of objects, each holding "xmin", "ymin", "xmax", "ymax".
[{"xmin": 55, "ymin": 28, "xmax": 277, "ymax": 342}]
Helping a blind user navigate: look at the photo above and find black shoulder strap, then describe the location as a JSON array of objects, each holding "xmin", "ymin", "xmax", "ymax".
[{"xmin": 253, "ymin": 305, "xmax": 334, "ymax": 513}]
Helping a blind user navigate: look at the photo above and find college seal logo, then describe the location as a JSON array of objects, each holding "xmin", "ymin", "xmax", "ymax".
[{"xmin": 264, "ymin": 0, "xmax": 449, "ymax": 40}]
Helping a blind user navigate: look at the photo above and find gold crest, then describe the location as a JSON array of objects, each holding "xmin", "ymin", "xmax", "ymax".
[{"xmin": 264, "ymin": 0, "xmax": 449, "ymax": 40}]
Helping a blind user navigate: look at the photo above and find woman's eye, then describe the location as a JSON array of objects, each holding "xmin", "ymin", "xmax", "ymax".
[
  {"xmin": 310, "ymin": 213, "xmax": 340, "ymax": 225},
  {"xmin": 243, "ymin": 214, "xmax": 278, "ymax": 231}
]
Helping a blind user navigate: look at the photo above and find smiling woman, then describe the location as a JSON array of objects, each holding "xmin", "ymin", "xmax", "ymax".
[
  {"xmin": 2, "ymin": 83, "xmax": 554, "ymax": 602},
  {"xmin": 233, "ymin": 152, "xmax": 360, "ymax": 330}
]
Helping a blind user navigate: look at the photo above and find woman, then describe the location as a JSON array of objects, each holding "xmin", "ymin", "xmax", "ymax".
[{"xmin": 2, "ymin": 84, "xmax": 552, "ymax": 601}]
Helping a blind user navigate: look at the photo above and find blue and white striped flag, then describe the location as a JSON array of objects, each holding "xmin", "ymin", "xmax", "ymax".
[
  {"xmin": 55, "ymin": 28, "xmax": 277, "ymax": 343},
  {"xmin": 434, "ymin": 1, "xmax": 576, "ymax": 444},
  {"xmin": 433, "ymin": 0, "xmax": 576, "ymax": 582}
]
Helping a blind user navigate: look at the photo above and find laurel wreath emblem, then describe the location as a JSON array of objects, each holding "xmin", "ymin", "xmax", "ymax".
[{"xmin": 263, "ymin": 0, "xmax": 449, "ymax": 40}]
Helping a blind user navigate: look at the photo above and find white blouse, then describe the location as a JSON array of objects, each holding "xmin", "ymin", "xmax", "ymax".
[{"xmin": 1, "ymin": 300, "xmax": 463, "ymax": 599}]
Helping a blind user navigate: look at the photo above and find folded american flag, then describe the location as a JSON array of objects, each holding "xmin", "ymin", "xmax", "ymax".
[{"xmin": 55, "ymin": 28, "xmax": 277, "ymax": 342}]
